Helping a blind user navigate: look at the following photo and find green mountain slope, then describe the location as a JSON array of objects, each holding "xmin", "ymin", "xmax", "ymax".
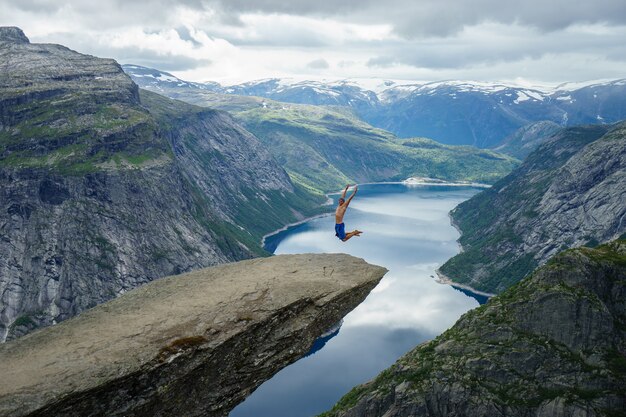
[
  {"xmin": 238, "ymin": 103, "xmax": 519, "ymax": 192},
  {"xmin": 439, "ymin": 123, "xmax": 626, "ymax": 293},
  {"xmin": 321, "ymin": 239, "xmax": 626, "ymax": 417},
  {"xmin": 492, "ymin": 120, "xmax": 562, "ymax": 159}
]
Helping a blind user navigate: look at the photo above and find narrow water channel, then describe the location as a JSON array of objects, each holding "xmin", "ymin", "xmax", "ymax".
[{"xmin": 230, "ymin": 183, "xmax": 484, "ymax": 417}]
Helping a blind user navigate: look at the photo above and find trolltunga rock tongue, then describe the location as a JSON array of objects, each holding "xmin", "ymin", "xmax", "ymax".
[{"xmin": 0, "ymin": 253, "xmax": 386, "ymax": 417}]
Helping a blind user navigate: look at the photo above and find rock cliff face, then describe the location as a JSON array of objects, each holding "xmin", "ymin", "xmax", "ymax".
[
  {"xmin": 0, "ymin": 27, "xmax": 323, "ymax": 341},
  {"xmin": 0, "ymin": 254, "xmax": 387, "ymax": 417},
  {"xmin": 321, "ymin": 240, "xmax": 626, "ymax": 417},
  {"xmin": 492, "ymin": 121, "xmax": 562, "ymax": 159},
  {"xmin": 440, "ymin": 122, "xmax": 626, "ymax": 293}
]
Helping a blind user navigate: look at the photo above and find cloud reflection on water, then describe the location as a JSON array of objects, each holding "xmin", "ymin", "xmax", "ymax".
[{"xmin": 231, "ymin": 325, "xmax": 429, "ymax": 417}]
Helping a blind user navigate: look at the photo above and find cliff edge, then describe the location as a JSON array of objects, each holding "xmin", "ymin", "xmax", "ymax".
[{"xmin": 0, "ymin": 254, "xmax": 387, "ymax": 417}]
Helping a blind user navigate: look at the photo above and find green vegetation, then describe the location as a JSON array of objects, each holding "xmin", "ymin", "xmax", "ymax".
[
  {"xmin": 0, "ymin": 92, "xmax": 171, "ymax": 175},
  {"xmin": 1, "ymin": 82, "xmax": 325, "ymax": 260},
  {"xmin": 233, "ymin": 185, "xmax": 328, "ymax": 239},
  {"xmin": 581, "ymin": 238, "xmax": 626, "ymax": 267},
  {"xmin": 237, "ymin": 104, "xmax": 518, "ymax": 193},
  {"xmin": 606, "ymin": 348, "xmax": 626, "ymax": 375},
  {"xmin": 317, "ymin": 385, "xmax": 370, "ymax": 417},
  {"xmin": 139, "ymin": 90, "xmax": 328, "ymax": 251},
  {"xmin": 9, "ymin": 314, "xmax": 36, "ymax": 331},
  {"xmin": 492, "ymin": 120, "xmax": 562, "ymax": 159},
  {"xmin": 182, "ymin": 177, "xmax": 269, "ymax": 259}
]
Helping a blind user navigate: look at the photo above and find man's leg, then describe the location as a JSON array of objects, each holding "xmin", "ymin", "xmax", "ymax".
[{"xmin": 342, "ymin": 230, "xmax": 362, "ymax": 242}]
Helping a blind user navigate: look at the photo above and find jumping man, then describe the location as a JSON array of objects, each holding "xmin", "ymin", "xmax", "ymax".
[{"xmin": 335, "ymin": 184, "xmax": 363, "ymax": 242}]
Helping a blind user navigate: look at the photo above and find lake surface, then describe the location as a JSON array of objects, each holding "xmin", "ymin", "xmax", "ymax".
[{"xmin": 230, "ymin": 183, "xmax": 483, "ymax": 417}]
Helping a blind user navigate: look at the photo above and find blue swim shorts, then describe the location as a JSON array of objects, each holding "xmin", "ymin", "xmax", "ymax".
[{"xmin": 335, "ymin": 223, "xmax": 346, "ymax": 240}]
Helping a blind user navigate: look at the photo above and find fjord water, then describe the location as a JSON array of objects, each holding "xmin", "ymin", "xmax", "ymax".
[{"xmin": 230, "ymin": 183, "xmax": 482, "ymax": 417}]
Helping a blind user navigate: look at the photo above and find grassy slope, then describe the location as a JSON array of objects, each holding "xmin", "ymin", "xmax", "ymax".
[
  {"xmin": 0, "ymin": 90, "xmax": 172, "ymax": 174},
  {"xmin": 143, "ymin": 88, "xmax": 519, "ymax": 193},
  {"xmin": 492, "ymin": 120, "xmax": 562, "ymax": 160},
  {"xmin": 0, "ymin": 85, "xmax": 325, "ymax": 257},
  {"xmin": 138, "ymin": 90, "xmax": 328, "ymax": 241}
]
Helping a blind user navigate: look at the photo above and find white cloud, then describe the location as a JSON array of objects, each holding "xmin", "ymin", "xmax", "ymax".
[
  {"xmin": 0, "ymin": 0, "xmax": 624, "ymax": 84},
  {"xmin": 306, "ymin": 58, "xmax": 330, "ymax": 69}
]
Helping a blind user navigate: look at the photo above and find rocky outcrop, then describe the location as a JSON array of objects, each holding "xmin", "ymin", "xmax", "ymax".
[
  {"xmin": 440, "ymin": 122, "xmax": 625, "ymax": 293},
  {"xmin": 0, "ymin": 27, "xmax": 29, "ymax": 44},
  {"xmin": 0, "ymin": 254, "xmax": 387, "ymax": 417},
  {"xmin": 0, "ymin": 27, "xmax": 323, "ymax": 341},
  {"xmin": 321, "ymin": 240, "xmax": 626, "ymax": 417}
]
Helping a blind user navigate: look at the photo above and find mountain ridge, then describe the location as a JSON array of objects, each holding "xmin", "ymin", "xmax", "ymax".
[
  {"xmin": 123, "ymin": 64, "xmax": 625, "ymax": 99},
  {"xmin": 320, "ymin": 239, "xmax": 626, "ymax": 417},
  {"xmin": 124, "ymin": 65, "xmax": 520, "ymax": 193},
  {"xmin": 123, "ymin": 64, "xmax": 626, "ymax": 147}
]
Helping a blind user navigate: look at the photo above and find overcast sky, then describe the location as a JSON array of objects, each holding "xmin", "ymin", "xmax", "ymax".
[{"xmin": 2, "ymin": 0, "xmax": 625, "ymax": 85}]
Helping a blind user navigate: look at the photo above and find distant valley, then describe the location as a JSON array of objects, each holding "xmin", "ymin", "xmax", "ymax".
[
  {"xmin": 124, "ymin": 65, "xmax": 519, "ymax": 193},
  {"xmin": 1, "ymin": 23, "xmax": 625, "ymax": 417},
  {"xmin": 0, "ymin": 27, "xmax": 515, "ymax": 342}
]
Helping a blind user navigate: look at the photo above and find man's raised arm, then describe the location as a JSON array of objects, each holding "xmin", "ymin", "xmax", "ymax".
[
  {"xmin": 346, "ymin": 185, "xmax": 358, "ymax": 205},
  {"xmin": 341, "ymin": 184, "xmax": 350, "ymax": 199}
]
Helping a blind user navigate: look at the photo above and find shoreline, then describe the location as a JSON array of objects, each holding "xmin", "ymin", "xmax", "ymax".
[
  {"xmin": 448, "ymin": 212, "xmax": 464, "ymax": 253},
  {"xmin": 350, "ymin": 179, "xmax": 491, "ymax": 188},
  {"xmin": 401, "ymin": 177, "xmax": 491, "ymax": 188},
  {"xmin": 260, "ymin": 212, "xmax": 333, "ymax": 249},
  {"xmin": 260, "ymin": 179, "xmax": 490, "ymax": 250},
  {"xmin": 436, "ymin": 191, "xmax": 494, "ymax": 298},
  {"xmin": 434, "ymin": 269, "xmax": 496, "ymax": 298}
]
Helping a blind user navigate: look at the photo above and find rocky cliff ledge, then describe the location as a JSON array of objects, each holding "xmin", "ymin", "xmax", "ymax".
[
  {"xmin": 321, "ymin": 240, "xmax": 626, "ymax": 417},
  {"xmin": 0, "ymin": 254, "xmax": 386, "ymax": 417}
]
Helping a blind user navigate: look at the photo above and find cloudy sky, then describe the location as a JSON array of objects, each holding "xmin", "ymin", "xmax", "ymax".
[{"xmin": 2, "ymin": 0, "xmax": 625, "ymax": 85}]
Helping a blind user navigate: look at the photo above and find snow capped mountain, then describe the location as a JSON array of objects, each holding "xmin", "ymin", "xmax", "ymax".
[
  {"xmin": 222, "ymin": 78, "xmax": 380, "ymax": 107},
  {"xmin": 122, "ymin": 64, "xmax": 626, "ymax": 148},
  {"xmin": 358, "ymin": 78, "xmax": 626, "ymax": 147},
  {"xmin": 121, "ymin": 65, "xmax": 221, "ymax": 92},
  {"xmin": 377, "ymin": 81, "xmax": 550, "ymax": 106}
]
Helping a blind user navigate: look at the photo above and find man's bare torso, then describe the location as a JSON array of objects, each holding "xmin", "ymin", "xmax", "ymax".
[{"xmin": 335, "ymin": 204, "xmax": 347, "ymax": 224}]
